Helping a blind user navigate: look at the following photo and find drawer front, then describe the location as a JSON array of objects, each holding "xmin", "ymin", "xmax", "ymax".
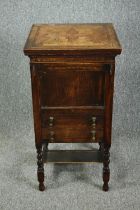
[
  {"xmin": 41, "ymin": 109, "xmax": 104, "ymax": 143},
  {"xmin": 36, "ymin": 63, "xmax": 107, "ymax": 107},
  {"xmin": 42, "ymin": 127, "xmax": 103, "ymax": 143}
]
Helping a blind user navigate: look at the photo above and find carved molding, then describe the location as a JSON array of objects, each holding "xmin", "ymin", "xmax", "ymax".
[{"xmin": 29, "ymin": 55, "xmax": 115, "ymax": 64}]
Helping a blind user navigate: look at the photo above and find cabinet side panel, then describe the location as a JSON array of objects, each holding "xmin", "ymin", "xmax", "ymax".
[
  {"xmin": 104, "ymin": 63, "xmax": 115, "ymax": 146},
  {"xmin": 30, "ymin": 64, "xmax": 42, "ymax": 145}
]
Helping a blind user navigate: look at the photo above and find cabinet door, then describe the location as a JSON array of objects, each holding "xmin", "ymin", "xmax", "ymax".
[{"xmin": 36, "ymin": 63, "xmax": 107, "ymax": 107}]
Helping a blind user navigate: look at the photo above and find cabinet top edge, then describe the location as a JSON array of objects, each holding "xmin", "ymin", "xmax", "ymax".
[{"xmin": 24, "ymin": 23, "xmax": 122, "ymax": 56}]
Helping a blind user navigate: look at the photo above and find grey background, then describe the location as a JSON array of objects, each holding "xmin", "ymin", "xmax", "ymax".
[{"xmin": 0, "ymin": 1, "xmax": 139, "ymax": 210}]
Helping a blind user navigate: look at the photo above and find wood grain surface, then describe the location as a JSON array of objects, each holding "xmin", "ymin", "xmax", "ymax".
[
  {"xmin": 24, "ymin": 23, "xmax": 122, "ymax": 191},
  {"xmin": 24, "ymin": 23, "xmax": 122, "ymax": 55}
]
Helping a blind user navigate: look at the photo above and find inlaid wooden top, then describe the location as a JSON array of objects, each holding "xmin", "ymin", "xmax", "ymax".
[{"xmin": 24, "ymin": 23, "xmax": 122, "ymax": 55}]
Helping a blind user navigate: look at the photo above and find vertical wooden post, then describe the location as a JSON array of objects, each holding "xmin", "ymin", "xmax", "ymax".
[
  {"xmin": 30, "ymin": 64, "xmax": 45, "ymax": 191},
  {"xmin": 36, "ymin": 144, "xmax": 45, "ymax": 191},
  {"xmin": 103, "ymin": 144, "xmax": 110, "ymax": 191},
  {"xmin": 103, "ymin": 63, "xmax": 115, "ymax": 191}
]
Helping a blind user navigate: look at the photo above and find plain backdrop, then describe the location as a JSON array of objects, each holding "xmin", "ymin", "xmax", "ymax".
[{"xmin": 0, "ymin": 1, "xmax": 140, "ymax": 210}]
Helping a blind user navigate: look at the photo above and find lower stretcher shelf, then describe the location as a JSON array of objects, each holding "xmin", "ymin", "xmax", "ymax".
[{"xmin": 43, "ymin": 149, "xmax": 103, "ymax": 163}]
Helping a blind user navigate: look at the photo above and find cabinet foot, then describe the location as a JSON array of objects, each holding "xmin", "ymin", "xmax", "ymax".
[
  {"xmin": 39, "ymin": 182, "xmax": 45, "ymax": 191},
  {"xmin": 103, "ymin": 183, "xmax": 109, "ymax": 191}
]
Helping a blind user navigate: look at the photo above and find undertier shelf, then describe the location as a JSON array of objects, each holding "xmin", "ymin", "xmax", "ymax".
[{"xmin": 43, "ymin": 149, "xmax": 103, "ymax": 163}]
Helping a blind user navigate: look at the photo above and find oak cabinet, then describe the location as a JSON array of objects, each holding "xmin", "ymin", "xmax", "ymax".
[{"xmin": 24, "ymin": 23, "xmax": 122, "ymax": 191}]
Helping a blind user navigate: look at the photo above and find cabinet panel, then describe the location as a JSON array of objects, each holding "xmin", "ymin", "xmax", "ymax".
[{"xmin": 36, "ymin": 63, "xmax": 106, "ymax": 107}]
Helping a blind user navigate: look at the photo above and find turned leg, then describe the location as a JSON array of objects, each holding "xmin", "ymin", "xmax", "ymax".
[
  {"xmin": 36, "ymin": 144, "xmax": 45, "ymax": 191},
  {"xmin": 102, "ymin": 144, "xmax": 110, "ymax": 191}
]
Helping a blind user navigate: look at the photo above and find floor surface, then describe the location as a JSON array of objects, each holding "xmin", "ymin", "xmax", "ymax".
[{"xmin": 0, "ymin": 130, "xmax": 139, "ymax": 210}]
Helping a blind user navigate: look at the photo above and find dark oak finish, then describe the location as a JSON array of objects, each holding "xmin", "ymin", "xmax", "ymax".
[
  {"xmin": 38, "ymin": 63, "xmax": 106, "ymax": 107},
  {"xmin": 24, "ymin": 23, "xmax": 122, "ymax": 191},
  {"xmin": 41, "ymin": 109, "xmax": 104, "ymax": 143},
  {"xmin": 24, "ymin": 23, "xmax": 121, "ymax": 55}
]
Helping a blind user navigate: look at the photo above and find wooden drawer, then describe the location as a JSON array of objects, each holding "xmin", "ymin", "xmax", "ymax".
[
  {"xmin": 42, "ymin": 127, "xmax": 103, "ymax": 143},
  {"xmin": 41, "ymin": 109, "xmax": 104, "ymax": 143}
]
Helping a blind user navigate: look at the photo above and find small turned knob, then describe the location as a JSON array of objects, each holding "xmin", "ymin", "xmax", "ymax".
[
  {"xmin": 48, "ymin": 117, "xmax": 55, "ymax": 142},
  {"xmin": 91, "ymin": 130, "xmax": 96, "ymax": 141},
  {"xmin": 49, "ymin": 131, "xmax": 55, "ymax": 142},
  {"xmin": 91, "ymin": 116, "xmax": 96, "ymax": 128},
  {"xmin": 91, "ymin": 116, "xmax": 96, "ymax": 123},
  {"xmin": 49, "ymin": 116, "xmax": 54, "ymax": 127}
]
